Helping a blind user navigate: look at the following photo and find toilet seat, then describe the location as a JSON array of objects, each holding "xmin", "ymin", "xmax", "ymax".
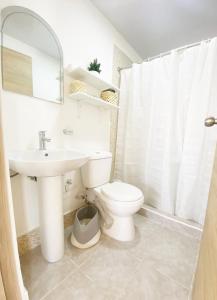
[{"xmin": 101, "ymin": 182, "xmax": 143, "ymax": 203}]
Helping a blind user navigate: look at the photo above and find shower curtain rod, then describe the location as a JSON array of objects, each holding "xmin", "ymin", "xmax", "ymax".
[{"xmin": 118, "ymin": 38, "xmax": 212, "ymax": 72}]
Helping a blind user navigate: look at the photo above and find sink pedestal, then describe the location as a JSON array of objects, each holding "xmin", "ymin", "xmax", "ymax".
[{"xmin": 38, "ymin": 176, "xmax": 64, "ymax": 263}]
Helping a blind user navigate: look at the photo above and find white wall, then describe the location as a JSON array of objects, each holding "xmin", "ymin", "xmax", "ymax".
[{"xmin": 0, "ymin": 0, "xmax": 141, "ymax": 236}]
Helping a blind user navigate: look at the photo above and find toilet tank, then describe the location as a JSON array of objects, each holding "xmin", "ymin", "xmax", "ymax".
[{"xmin": 81, "ymin": 151, "xmax": 112, "ymax": 188}]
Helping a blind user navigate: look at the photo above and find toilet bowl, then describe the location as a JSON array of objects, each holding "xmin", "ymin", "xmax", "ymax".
[
  {"xmin": 94, "ymin": 182, "xmax": 144, "ymax": 241},
  {"xmin": 81, "ymin": 151, "xmax": 144, "ymax": 241}
]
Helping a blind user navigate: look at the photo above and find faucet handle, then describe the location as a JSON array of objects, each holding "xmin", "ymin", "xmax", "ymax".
[{"xmin": 39, "ymin": 131, "xmax": 51, "ymax": 150}]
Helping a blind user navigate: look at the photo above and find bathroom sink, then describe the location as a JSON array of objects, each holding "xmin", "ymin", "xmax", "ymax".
[
  {"xmin": 8, "ymin": 148, "xmax": 90, "ymax": 263},
  {"xmin": 8, "ymin": 149, "xmax": 89, "ymax": 177}
]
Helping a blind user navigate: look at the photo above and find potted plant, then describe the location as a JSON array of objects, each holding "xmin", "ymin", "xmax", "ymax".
[{"xmin": 88, "ymin": 58, "xmax": 101, "ymax": 76}]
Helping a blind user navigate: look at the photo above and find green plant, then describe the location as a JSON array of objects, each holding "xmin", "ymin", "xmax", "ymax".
[{"xmin": 88, "ymin": 58, "xmax": 101, "ymax": 73}]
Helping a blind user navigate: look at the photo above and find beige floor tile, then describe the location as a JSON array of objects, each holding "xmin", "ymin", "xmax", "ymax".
[
  {"xmin": 20, "ymin": 246, "xmax": 76, "ymax": 300},
  {"xmin": 44, "ymin": 271, "xmax": 123, "ymax": 300},
  {"xmin": 87, "ymin": 218, "xmax": 199, "ymax": 289},
  {"xmin": 79, "ymin": 236, "xmax": 140, "ymax": 290},
  {"xmin": 121, "ymin": 260, "xmax": 189, "ymax": 300},
  {"xmin": 21, "ymin": 214, "xmax": 199, "ymax": 300},
  {"xmin": 109, "ymin": 215, "xmax": 199, "ymax": 277},
  {"xmin": 138, "ymin": 224, "xmax": 200, "ymax": 288},
  {"xmin": 95, "ymin": 216, "xmax": 164, "ymax": 261}
]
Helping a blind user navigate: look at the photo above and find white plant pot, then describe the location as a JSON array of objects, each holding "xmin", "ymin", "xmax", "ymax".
[{"xmin": 89, "ymin": 70, "xmax": 100, "ymax": 77}]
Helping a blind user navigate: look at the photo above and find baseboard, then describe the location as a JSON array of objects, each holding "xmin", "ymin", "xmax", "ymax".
[
  {"xmin": 139, "ymin": 204, "xmax": 202, "ymax": 240},
  {"xmin": 17, "ymin": 211, "xmax": 75, "ymax": 256}
]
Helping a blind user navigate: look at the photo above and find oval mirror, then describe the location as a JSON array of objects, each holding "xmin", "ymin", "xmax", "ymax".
[{"xmin": 1, "ymin": 6, "xmax": 63, "ymax": 103}]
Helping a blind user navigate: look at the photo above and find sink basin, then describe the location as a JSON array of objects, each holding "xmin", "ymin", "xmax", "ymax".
[{"xmin": 8, "ymin": 149, "xmax": 89, "ymax": 177}]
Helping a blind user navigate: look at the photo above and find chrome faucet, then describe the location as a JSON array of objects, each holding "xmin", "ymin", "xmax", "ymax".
[{"xmin": 39, "ymin": 131, "xmax": 51, "ymax": 150}]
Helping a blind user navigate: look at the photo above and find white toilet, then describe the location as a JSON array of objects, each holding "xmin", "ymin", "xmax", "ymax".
[{"xmin": 81, "ymin": 151, "xmax": 144, "ymax": 241}]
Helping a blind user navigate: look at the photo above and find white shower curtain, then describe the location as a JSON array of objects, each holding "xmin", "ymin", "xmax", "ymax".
[{"xmin": 115, "ymin": 38, "xmax": 217, "ymax": 224}]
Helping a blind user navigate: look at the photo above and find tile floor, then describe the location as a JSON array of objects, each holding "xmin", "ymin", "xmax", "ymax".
[{"xmin": 20, "ymin": 214, "xmax": 200, "ymax": 300}]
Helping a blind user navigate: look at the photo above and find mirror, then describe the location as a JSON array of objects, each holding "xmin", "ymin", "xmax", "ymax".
[{"xmin": 1, "ymin": 6, "xmax": 63, "ymax": 103}]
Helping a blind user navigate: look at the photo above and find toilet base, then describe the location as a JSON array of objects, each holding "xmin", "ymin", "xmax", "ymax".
[{"xmin": 102, "ymin": 215, "xmax": 135, "ymax": 242}]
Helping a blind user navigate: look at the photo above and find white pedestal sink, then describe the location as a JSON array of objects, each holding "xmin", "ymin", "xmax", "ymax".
[{"xmin": 8, "ymin": 149, "xmax": 89, "ymax": 262}]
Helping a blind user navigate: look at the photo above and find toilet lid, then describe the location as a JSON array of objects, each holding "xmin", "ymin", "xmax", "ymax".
[{"xmin": 101, "ymin": 182, "xmax": 143, "ymax": 202}]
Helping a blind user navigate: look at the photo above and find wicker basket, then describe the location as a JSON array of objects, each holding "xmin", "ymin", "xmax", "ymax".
[
  {"xmin": 100, "ymin": 89, "xmax": 118, "ymax": 105},
  {"xmin": 70, "ymin": 80, "xmax": 87, "ymax": 94}
]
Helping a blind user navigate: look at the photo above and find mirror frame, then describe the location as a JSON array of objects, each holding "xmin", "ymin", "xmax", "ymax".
[{"xmin": 0, "ymin": 6, "xmax": 64, "ymax": 104}]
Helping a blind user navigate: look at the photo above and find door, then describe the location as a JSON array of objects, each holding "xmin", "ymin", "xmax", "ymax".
[
  {"xmin": 0, "ymin": 270, "xmax": 6, "ymax": 300},
  {"xmin": 192, "ymin": 117, "xmax": 217, "ymax": 299},
  {"xmin": 0, "ymin": 46, "xmax": 23, "ymax": 299}
]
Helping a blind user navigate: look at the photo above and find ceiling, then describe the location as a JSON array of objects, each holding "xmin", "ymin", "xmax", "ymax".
[{"xmin": 91, "ymin": 0, "xmax": 217, "ymax": 59}]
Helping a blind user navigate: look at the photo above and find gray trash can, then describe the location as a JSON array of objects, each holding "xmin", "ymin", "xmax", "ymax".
[{"xmin": 71, "ymin": 205, "xmax": 101, "ymax": 249}]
